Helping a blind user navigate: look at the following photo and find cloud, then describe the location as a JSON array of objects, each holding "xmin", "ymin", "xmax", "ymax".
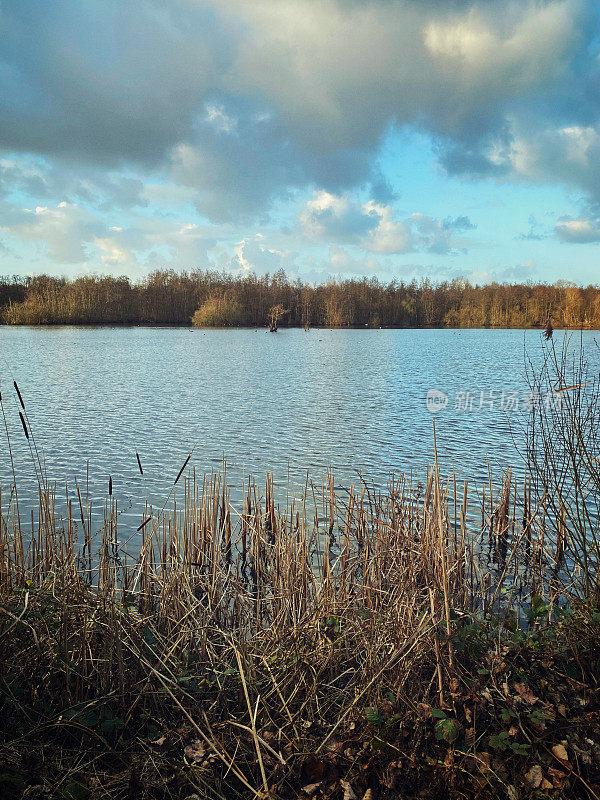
[
  {"xmin": 444, "ymin": 215, "xmax": 476, "ymax": 231},
  {"xmin": 409, "ymin": 213, "xmax": 471, "ymax": 255},
  {"xmin": 300, "ymin": 192, "xmax": 380, "ymax": 244},
  {"xmin": 300, "ymin": 192, "xmax": 414, "ymax": 253},
  {"xmin": 327, "ymin": 246, "xmax": 384, "ymax": 275},
  {"xmin": 0, "ymin": 201, "xmax": 102, "ymax": 262},
  {"xmin": 232, "ymin": 234, "xmax": 297, "ymax": 277},
  {"xmin": 467, "ymin": 261, "xmax": 540, "ymax": 284},
  {"xmin": 299, "ymin": 192, "xmax": 476, "ymax": 255},
  {"xmin": 1, "ymin": 0, "xmax": 595, "ymax": 223},
  {"xmin": 555, "ymin": 217, "xmax": 600, "ymax": 243}
]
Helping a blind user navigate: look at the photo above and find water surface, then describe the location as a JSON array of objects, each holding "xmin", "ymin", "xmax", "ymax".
[{"xmin": 1, "ymin": 326, "xmax": 597, "ymax": 538}]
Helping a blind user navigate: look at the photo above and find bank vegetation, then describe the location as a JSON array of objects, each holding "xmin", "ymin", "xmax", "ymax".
[{"xmin": 1, "ymin": 271, "xmax": 600, "ymax": 328}]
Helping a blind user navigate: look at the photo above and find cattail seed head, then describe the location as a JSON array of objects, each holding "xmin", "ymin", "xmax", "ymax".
[
  {"xmin": 19, "ymin": 411, "xmax": 29, "ymax": 439},
  {"xmin": 14, "ymin": 381, "xmax": 25, "ymax": 410}
]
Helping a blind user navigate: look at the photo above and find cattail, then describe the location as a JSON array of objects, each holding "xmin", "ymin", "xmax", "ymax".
[
  {"xmin": 136, "ymin": 452, "xmax": 143, "ymax": 475},
  {"xmin": 19, "ymin": 412, "xmax": 29, "ymax": 439},
  {"xmin": 137, "ymin": 516, "xmax": 152, "ymax": 532},
  {"xmin": 174, "ymin": 452, "xmax": 192, "ymax": 486},
  {"xmin": 109, "ymin": 476, "xmax": 113, "ymax": 496},
  {"xmin": 14, "ymin": 381, "xmax": 25, "ymax": 410}
]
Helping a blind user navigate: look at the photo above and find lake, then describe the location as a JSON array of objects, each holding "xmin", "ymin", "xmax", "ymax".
[{"xmin": 1, "ymin": 326, "xmax": 598, "ymax": 537}]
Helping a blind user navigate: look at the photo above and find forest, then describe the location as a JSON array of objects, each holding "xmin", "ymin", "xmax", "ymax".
[{"xmin": 1, "ymin": 269, "xmax": 600, "ymax": 328}]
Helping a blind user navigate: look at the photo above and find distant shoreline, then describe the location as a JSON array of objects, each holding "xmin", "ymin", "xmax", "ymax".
[
  {"xmin": 3, "ymin": 270, "xmax": 600, "ymax": 328},
  {"xmin": 2, "ymin": 322, "xmax": 600, "ymax": 331}
]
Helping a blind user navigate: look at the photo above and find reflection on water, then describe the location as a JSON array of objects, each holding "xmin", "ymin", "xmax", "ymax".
[{"xmin": 1, "ymin": 326, "xmax": 598, "ymax": 541}]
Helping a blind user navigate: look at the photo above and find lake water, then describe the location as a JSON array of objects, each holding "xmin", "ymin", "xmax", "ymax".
[{"xmin": 1, "ymin": 326, "xmax": 598, "ymax": 537}]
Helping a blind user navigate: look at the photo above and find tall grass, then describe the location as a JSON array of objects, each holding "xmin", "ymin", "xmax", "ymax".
[
  {"xmin": 1, "ymin": 363, "xmax": 599, "ymax": 798},
  {"xmin": 2, "ymin": 454, "xmax": 595, "ymax": 797}
]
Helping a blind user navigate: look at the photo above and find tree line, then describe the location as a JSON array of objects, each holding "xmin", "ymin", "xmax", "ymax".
[{"xmin": 1, "ymin": 270, "xmax": 600, "ymax": 329}]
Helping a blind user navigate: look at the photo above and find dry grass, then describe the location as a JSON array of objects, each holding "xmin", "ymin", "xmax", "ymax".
[{"xmin": 1, "ymin": 447, "xmax": 599, "ymax": 799}]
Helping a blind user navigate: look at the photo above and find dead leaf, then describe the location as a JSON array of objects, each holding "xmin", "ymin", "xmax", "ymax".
[
  {"xmin": 340, "ymin": 780, "xmax": 358, "ymax": 800},
  {"xmin": 548, "ymin": 767, "xmax": 568, "ymax": 788},
  {"xmin": 417, "ymin": 703, "xmax": 431, "ymax": 719},
  {"xmin": 540, "ymin": 779, "xmax": 553, "ymax": 790},
  {"xmin": 525, "ymin": 765, "xmax": 543, "ymax": 788},
  {"xmin": 302, "ymin": 783, "xmax": 322, "ymax": 796},
  {"xmin": 362, "ymin": 791, "xmax": 373, "ymax": 800},
  {"xmin": 477, "ymin": 752, "xmax": 492, "ymax": 774},
  {"xmin": 514, "ymin": 682, "xmax": 538, "ymax": 704},
  {"xmin": 184, "ymin": 739, "xmax": 205, "ymax": 764},
  {"xmin": 552, "ymin": 744, "xmax": 569, "ymax": 762},
  {"xmin": 151, "ymin": 735, "xmax": 166, "ymax": 746}
]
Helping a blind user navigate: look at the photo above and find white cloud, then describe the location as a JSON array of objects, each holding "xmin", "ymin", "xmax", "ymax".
[
  {"xmin": 233, "ymin": 234, "xmax": 296, "ymax": 276},
  {"xmin": 555, "ymin": 218, "xmax": 600, "ymax": 243},
  {"xmin": 0, "ymin": 201, "xmax": 101, "ymax": 263},
  {"xmin": 424, "ymin": 1, "xmax": 577, "ymax": 87},
  {"xmin": 363, "ymin": 201, "xmax": 412, "ymax": 254},
  {"xmin": 299, "ymin": 192, "xmax": 472, "ymax": 255}
]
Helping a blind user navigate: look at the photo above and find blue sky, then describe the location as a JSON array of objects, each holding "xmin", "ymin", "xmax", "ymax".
[{"xmin": 1, "ymin": 0, "xmax": 600, "ymax": 285}]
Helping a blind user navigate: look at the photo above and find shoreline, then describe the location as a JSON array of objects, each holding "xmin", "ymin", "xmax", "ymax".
[{"xmin": 1, "ymin": 464, "xmax": 599, "ymax": 799}]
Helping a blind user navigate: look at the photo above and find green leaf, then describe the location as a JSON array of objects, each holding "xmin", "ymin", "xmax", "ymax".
[
  {"xmin": 510, "ymin": 742, "xmax": 530, "ymax": 756},
  {"xmin": 365, "ymin": 706, "xmax": 384, "ymax": 726},
  {"xmin": 60, "ymin": 782, "xmax": 90, "ymax": 800},
  {"xmin": 100, "ymin": 715, "xmax": 124, "ymax": 734},
  {"xmin": 431, "ymin": 709, "xmax": 448, "ymax": 719},
  {"xmin": 434, "ymin": 718, "xmax": 459, "ymax": 743},
  {"xmin": 489, "ymin": 732, "xmax": 510, "ymax": 751}
]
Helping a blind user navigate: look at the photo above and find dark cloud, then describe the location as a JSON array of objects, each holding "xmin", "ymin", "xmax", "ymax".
[{"xmin": 1, "ymin": 0, "xmax": 597, "ymax": 223}]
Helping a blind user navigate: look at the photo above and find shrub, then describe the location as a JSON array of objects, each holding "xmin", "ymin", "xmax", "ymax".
[{"xmin": 191, "ymin": 295, "xmax": 243, "ymax": 327}]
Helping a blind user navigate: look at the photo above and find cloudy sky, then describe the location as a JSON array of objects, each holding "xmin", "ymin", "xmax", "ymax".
[{"xmin": 1, "ymin": 0, "xmax": 600, "ymax": 285}]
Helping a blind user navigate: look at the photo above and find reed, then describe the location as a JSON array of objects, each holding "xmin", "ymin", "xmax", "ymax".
[{"xmin": 1, "ymin": 456, "xmax": 599, "ymax": 799}]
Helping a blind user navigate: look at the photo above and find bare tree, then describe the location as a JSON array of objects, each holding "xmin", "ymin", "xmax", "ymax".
[{"xmin": 268, "ymin": 304, "xmax": 288, "ymax": 332}]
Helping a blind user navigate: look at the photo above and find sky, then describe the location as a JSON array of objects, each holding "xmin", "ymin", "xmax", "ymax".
[{"xmin": 1, "ymin": 0, "xmax": 600, "ymax": 286}]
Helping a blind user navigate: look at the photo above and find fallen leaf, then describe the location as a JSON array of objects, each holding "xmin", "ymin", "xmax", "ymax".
[
  {"xmin": 151, "ymin": 735, "xmax": 166, "ymax": 746},
  {"xmin": 302, "ymin": 783, "xmax": 321, "ymax": 797},
  {"xmin": 340, "ymin": 780, "xmax": 358, "ymax": 800},
  {"xmin": 514, "ymin": 682, "xmax": 538, "ymax": 704},
  {"xmin": 541, "ymin": 779, "xmax": 553, "ymax": 790},
  {"xmin": 552, "ymin": 744, "xmax": 569, "ymax": 762},
  {"xmin": 477, "ymin": 752, "xmax": 492, "ymax": 774},
  {"xmin": 184, "ymin": 739, "xmax": 205, "ymax": 764},
  {"xmin": 548, "ymin": 767, "xmax": 567, "ymax": 787},
  {"xmin": 525, "ymin": 765, "xmax": 543, "ymax": 788}
]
